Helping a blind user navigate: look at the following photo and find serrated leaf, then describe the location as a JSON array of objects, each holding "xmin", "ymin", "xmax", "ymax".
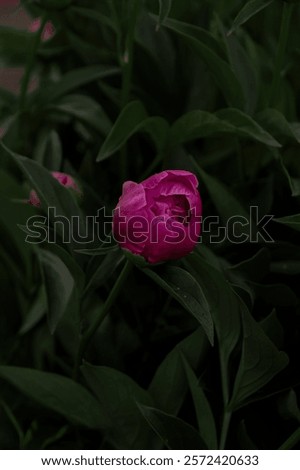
[
  {"xmin": 228, "ymin": 0, "xmax": 274, "ymax": 35},
  {"xmin": 96, "ymin": 100, "xmax": 169, "ymax": 161},
  {"xmin": 144, "ymin": 265, "xmax": 214, "ymax": 345},
  {"xmin": 0, "ymin": 367, "xmax": 106, "ymax": 429},
  {"xmin": 81, "ymin": 363, "xmax": 156, "ymax": 449},
  {"xmin": 138, "ymin": 404, "xmax": 207, "ymax": 450}
]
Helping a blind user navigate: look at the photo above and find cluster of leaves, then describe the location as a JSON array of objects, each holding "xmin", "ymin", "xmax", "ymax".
[{"xmin": 0, "ymin": 0, "xmax": 300, "ymax": 450}]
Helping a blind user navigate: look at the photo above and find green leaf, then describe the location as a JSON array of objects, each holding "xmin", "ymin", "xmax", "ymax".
[
  {"xmin": 38, "ymin": 249, "xmax": 75, "ymax": 334},
  {"xmin": 159, "ymin": 17, "xmax": 244, "ymax": 107},
  {"xmin": 171, "ymin": 109, "xmax": 280, "ymax": 147},
  {"xmin": 280, "ymin": 160, "xmax": 300, "ymax": 197},
  {"xmin": 41, "ymin": 65, "xmax": 119, "ymax": 103},
  {"xmin": 75, "ymin": 244, "xmax": 118, "ymax": 256},
  {"xmin": 81, "ymin": 363, "xmax": 156, "ymax": 449},
  {"xmin": 144, "ymin": 265, "xmax": 214, "ymax": 345},
  {"xmin": 181, "ymin": 356, "xmax": 218, "ymax": 449},
  {"xmin": 274, "ymin": 214, "xmax": 300, "ymax": 231},
  {"xmin": 229, "ymin": 301, "xmax": 289, "ymax": 409},
  {"xmin": 96, "ymin": 100, "xmax": 169, "ymax": 161},
  {"xmin": 33, "ymin": 129, "xmax": 63, "ymax": 170},
  {"xmin": 19, "ymin": 285, "xmax": 47, "ymax": 335},
  {"xmin": 0, "ymin": 367, "xmax": 106, "ymax": 429},
  {"xmin": 0, "ymin": 27, "xmax": 32, "ymax": 65},
  {"xmin": 138, "ymin": 405, "xmax": 207, "ymax": 450},
  {"xmin": 47, "ymin": 94, "xmax": 112, "ymax": 136},
  {"xmin": 256, "ymin": 108, "xmax": 300, "ymax": 144},
  {"xmin": 228, "ymin": 0, "xmax": 275, "ymax": 35},
  {"xmin": 84, "ymin": 250, "xmax": 124, "ymax": 295},
  {"xmin": 191, "ymin": 157, "xmax": 250, "ymax": 226},
  {"xmin": 157, "ymin": 0, "xmax": 172, "ymax": 28},
  {"xmin": 149, "ymin": 328, "xmax": 209, "ymax": 415}
]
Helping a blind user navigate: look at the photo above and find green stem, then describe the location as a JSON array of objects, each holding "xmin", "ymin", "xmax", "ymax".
[
  {"xmin": 268, "ymin": 2, "xmax": 293, "ymax": 107},
  {"xmin": 279, "ymin": 426, "xmax": 300, "ymax": 450},
  {"xmin": 73, "ymin": 260, "xmax": 132, "ymax": 380},
  {"xmin": 219, "ymin": 410, "xmax": 232, "ymax": 450},
  {"xmin": 119, "ymin": 0, "xmax": 140, "ymax": 182},
  {"xmin": 19, "ymin": 14, "xmax": 47, "ymax": 111}
]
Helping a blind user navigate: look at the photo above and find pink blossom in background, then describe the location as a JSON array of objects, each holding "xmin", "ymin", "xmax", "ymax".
[
  {"xmin": 0, "ymin": 0, "xmax": 20, "ymax": 7},
  {"xmin": 29, "ymin": 171, "xmax": 81, "ymax": 207},
  {"xmin": 113, "ymin": 170, "xmax": 202, "ymax": 264},
  {"xmin": 28, "ymin": 17, "xmax": 55, "ymax": 41}
]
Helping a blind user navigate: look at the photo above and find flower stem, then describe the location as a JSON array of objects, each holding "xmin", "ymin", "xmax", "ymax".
[
  {"xmin": 19, "ymin": 15, "xmax": 47, "ymax": 111},
  {"xmin": 119, "ymin": 0, "xmax": 140, "ymax": 182},
  {"xmin": 72, "ymin": 260, "xmax": 132, "ymax": 380},
  {"xmin": 268, "ymin": 2, "xmax": 293, "ymax": 107}
]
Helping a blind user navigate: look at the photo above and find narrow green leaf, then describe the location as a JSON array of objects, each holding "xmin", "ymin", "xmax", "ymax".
[
  {"xmin": 171, "ymin": 109, "xmax": 280, "ymax": 147},
  {"xmin": 159, "ymin": 17, "xmax": 244, "ymax": 107},
  {"xmin": 144, "ymin": 265, "xmax": 214, "ymax": 345},
  {"xmin": 19, "ymin": 286, "xmax": 47, "ymax": 335},
  {"xmin": 75, "ymin": 244, "xmax": 118, "ymax": 256},
  {"xmin": 96, "ymin": 100, "xmax": 169, "ymax": 161},
  {"xmin": 157, "ymin": 0, "xmax": 172, "ymax": 28},
  {"xmin": 138, "ymin": 405, "xmax": 207, "ymax": 450},
  {"xmin": 149, "ymin": 328, "xmax": 209, "ymax": 415},
  {"xmin": 229, "ymin": 302, "xmax": 289, "ymax": 409},
  {"xmin": 81, "ymin": 364, "xmax": 156, "ymax": 449},
  {"xmin": 38, "ymin": 249, "xmax": 75, "ymax": 334},
  {"xmin": 274, "ymin": 214, "xmax": 300, "ymax": 231},
  {"xmin": 0, "ymin": 367, "xmax": 106, "ymax": 429},
  {"xmin": 228, "ymin": 0, "xmax": 274, "ymax": 35},
  {"xmin": 181, "ymin": 356, "xmax": 218, "ymax": 449}
]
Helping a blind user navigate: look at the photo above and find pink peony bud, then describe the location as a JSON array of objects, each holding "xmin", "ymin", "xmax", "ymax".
[
  {"xmin": 113, "ymin": 170, "xmax": 202, "ymax": 264},
  {"xmin": 28, "ymin": 17, "xmax": 55, "ymax": 41},
  {"xmin": 29, "ymin": 171, "xmax": 81, "ymax": 207}
]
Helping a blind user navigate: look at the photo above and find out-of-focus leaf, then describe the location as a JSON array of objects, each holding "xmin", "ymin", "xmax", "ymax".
[
  {"xmin": 38, "ymin": 249, "xmax": 75, "ymax": 334},
  {"xmin": 47, "ymin": 94, "xmax": 111, "ymax": 136},
  {"xmin": 149, "ymin": 328, "xmax": 209, "ymax": 415},
  {"xmin": 144, "ymin": 265, "xmax": 214, "ymax": 345},
  {"xmin": 157, "ymin": 0, "xmax": 173, "ymax": 28},
  {"xmin": 84, "ymin": 250, "xmax": 124, "ymax": 294},
  {"xmin": 274, "ymin": 214, "xmax": 300, "ymax": 231},
  {"xmin": 0, "ymin": 367, "xmax": 106, "ymax": 429},
  {"xmin": 228, "ymin": 248, "xmax": 270, "ymax": 282},
  {"xmin": 256, "ymin": 108, "xmax": 300, "ymax": 143},
  {"xmin": 33, "ymin": 129, "xmax": 63, "ymax": 170},
  {"xmin": 278, "ymin": 389, "xmax": 300, "ymax": 423},
  {"xmin": 279, "ymin": 158, "xmax": 300, "ymax": 197},
  {"xmin": 138, "ymin": 404, "xmax": 207, "ymax": 450},
  {"xmin": 97, "ymin": 101, "xmax": 169, "ymax": 161},
  {"xmin": 228, "ymin": 0, "xmax": 274, "ymax": 35},
  {"xmin": 181, "ymin": 356, "xmax": 218, "ymax": 449},
  {"xmin": 81, "ymin": 363, "xmax": 156, "ymax": 449},
  {"xmin": 159, "ymin": 17, "xmax": 245, "ymax": 107},
  {"xmin": 0, "ymin": 28, "xmax": 32, "ymax": 65},
  {"xmin": 19, "ymin": 285, "xmax": 47, "ymax": 335}
]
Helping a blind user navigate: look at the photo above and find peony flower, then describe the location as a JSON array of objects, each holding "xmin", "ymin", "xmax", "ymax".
[
  {"xmin": 113, "ymin": 170, "xmax": 202, "ymax": 264},
  {"xmin": 28, "ymin": 17, "xmax": 55, "ymax": 41},
  {"xmin": 29, "ymin": 171, "xmax": 81, "ymax": 206}
]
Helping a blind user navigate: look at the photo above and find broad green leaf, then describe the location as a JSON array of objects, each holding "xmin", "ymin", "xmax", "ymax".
[
  {"xmin": 84, "ymin": 250, "xmax": 124, "ymax": 295},
  {"xmin": 229, "ymin": 302, "xmax": 289, "ymax": 409},
  {"xmin": 181, "ymin": 356, "xmax": 218, "ymax": 449},
  {"xmin": 0, "ymin": 367, "xmax": 106, "ymax": 429},
  {"xmin": 138, "ymin": 405, "xmax": 207, "ymax": 450},
  {"xmin": 47, "ymin": 94, "xmax": 111, "ymax": 136},
  {"xmin": 171, "ymin": 109, "xmax": 280, "ymax": 147},
  {"xmin": 274, "ymin": 214, "xmax": 300, "ymax": 231},
  {"xmin": 149, "ymin": 328, "xmax": 209, "ymax": 415},
  {"xmin": 260, "ymin": 309, "xmax": 284, "ymax": 349},
  {"xmin": 191, "ymin": 157, "xmax": 250, "ymax": 227},
  {"xmin": 38, "ymin": 249, "xmax": 75, "ymax": 334},
  {"xmin": 228, "ymin": 0, "xmax": 274, "ymax": 35},
  {"xmin": 144, "ymin": 265, "xmax": 214, "ymax": 345},
  {"xmin": 157, "ymin": 0, "xmax": 172, "ymax": 28},
  {"xmin": 256, "ymin": 108, "xmax": 300, "ymax": 143},
  {"xmin": 41, "ymin": 65, "xmax": 119, "ymax": 103},
  {"xmin": 280, "ymin": 158, "xmax": 300, "ymax": 197},
  {"xmin": 33, "ymin": 129, "xmax": 63, "ymax": 170},
  {"xmin": 159, "ymin": 17, "xmax": 244, "ymax": 107},
  {"xmin": 96, "ymin": 101, "xmax": 169, "ymax": 161},
  {"xmin": 81, "ymin": 364, "xmax": 156, "ymax": 449}
]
